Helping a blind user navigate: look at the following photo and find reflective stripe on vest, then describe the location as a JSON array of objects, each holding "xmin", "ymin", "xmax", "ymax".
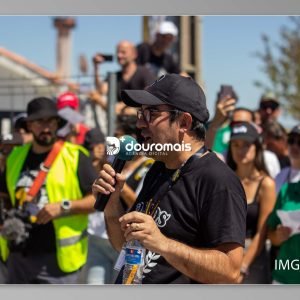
[
  {"xmin": 6, "ymin": 142, "xmax": 89, "ymax": 272},
  {"xmin": 59, "ymin": 229, "xmax": 88, "ymax": 247}
]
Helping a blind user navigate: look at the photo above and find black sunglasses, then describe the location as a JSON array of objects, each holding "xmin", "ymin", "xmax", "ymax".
[
  {"xmin": 288, "ymin": 136, "xmax": 300, "ymax": 147},
  {"xmin": 137, "ymin": 108, "xmax": 179, "ymax": 123},
  {"xmin": 260, "ymin": 101, "xmax": 279, "ymax": 111}
]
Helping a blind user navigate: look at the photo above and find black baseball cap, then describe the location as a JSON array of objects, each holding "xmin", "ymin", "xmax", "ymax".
[
  {"xmin": 230, "ymin": 121, "xmax": 260, "ymax": 143},
  {"xmin": 288, "ymin": 124, "xmax": 300, "ymax": 136},
  {"xmin": 121, "ymin": 74, "xmax": 210, "ymax": 123},
  {"xmin": 84, "ymin": 128, "xmax": 105, "ymax": 150}
]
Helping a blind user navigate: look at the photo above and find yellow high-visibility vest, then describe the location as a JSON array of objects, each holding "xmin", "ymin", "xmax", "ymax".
[{"xmin": 3, "ymin": 142, "xmax": 89, "ymax": 273}]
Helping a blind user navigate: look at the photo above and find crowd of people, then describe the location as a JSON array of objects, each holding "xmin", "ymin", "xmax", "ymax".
[{"xmin": 0, "ymin": 20, "xmax": 299, "ymax": 284}]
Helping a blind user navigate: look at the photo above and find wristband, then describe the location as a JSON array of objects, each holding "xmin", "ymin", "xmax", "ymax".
[{"xmin": 240, "ymin": 265, "xmax": 249, "ymax": 276}]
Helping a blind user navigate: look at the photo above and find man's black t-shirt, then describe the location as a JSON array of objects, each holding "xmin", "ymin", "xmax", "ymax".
[
  {"xmin": 136, "ymin": 43, "xmax": 180, "ymax": 77},
  {"xmin": 0, "ymin": 146, "xmax": 97, "ymax": 255},
  {"xmin": 125, "ymin": 152, "xmax": 247, "ymax": 284},
  {"xmin": 116, "ymin": 66, "xmax": 155, "ymax": 102}
]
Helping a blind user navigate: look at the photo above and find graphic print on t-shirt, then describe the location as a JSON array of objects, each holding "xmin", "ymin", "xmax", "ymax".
[
  {"xmin": 15, "ymin": 169, "xmax": 48, "ymax": 209},
  {"xmin": 136, "ymin": 201, "xmax": 171, "ymax": 276}
]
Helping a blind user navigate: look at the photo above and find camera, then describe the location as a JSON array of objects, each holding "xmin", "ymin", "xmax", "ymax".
[
  {"xmin": 94, "ymin": 53, "xmax": 114, "ymax": 63},
  {"xmin": 0, "ymin": 201, "xmax": 38, "ymax": 251}
]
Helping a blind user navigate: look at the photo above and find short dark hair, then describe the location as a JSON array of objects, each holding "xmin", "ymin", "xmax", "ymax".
[
  {"xmin": 116, "ymin": 114, "xmax": 138, "ymax": 136},
  {"xmin": 169, "ymin": 110, "xmax": 206, "ymax": 141},
  {"xmin": 262, "ymin": 120, "xmax": 287, "ymax": 140}
]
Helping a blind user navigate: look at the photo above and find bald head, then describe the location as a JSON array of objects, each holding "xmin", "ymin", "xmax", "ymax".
[{"xmin": 117, "ymin": 40, "xmax": 137, "ymax": 67}]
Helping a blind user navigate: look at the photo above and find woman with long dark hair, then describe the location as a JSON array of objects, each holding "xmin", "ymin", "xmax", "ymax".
[{"xmin": 227, "ymin": 121, "xmax": 276, "ymax": 283}]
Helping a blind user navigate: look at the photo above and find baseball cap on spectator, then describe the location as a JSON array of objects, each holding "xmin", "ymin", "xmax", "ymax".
[
  {"xmin": 121, "ymin": 74, "xmax": 209, "ymax": 123},
  {"xmin": 158, "ymin": 21, "xmax": 178, "ymax": 37},
  {"xmin": 83, "ymin": 128, "xmax": 105, "ymax": 150},
  {"xmin": 259, "ymin": 92, "xmax": 280, "ymax": 110},
  {"xmin": 57, "ymin": 92, "xmax": 79, "ymax": 110},
  {"xmin": 230, "ymin": 121, "xmax": 260, "ymax": 143}
]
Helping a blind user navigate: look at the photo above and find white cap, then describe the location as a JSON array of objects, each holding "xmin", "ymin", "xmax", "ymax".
[{"xmin": 158, "ymin": 21, "xmax": 178, "ymax": 37}]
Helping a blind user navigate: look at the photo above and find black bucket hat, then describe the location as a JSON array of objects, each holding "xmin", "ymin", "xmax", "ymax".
[{"xmin": 26, "ymin": 97, "xmax": 67, "ymax": 129}]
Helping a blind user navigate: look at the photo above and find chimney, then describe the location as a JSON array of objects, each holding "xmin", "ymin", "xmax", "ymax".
[{"xmin": 53, "ymin": 17, "xmax": 76, "ymax": 81}]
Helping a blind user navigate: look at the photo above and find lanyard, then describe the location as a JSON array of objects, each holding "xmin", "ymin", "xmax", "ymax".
[{"xmin": 144, "ymin": 145, "xmax": 207, "ymax": 216}]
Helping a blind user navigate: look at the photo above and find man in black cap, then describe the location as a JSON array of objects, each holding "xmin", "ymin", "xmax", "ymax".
[
  {"xmin": 0, "ymin": 97, "xmax": 97, "ymax": 284},
  {"xmin": 258, "ymin": 92, "xmax": 281, "ymax": 126},
  {"xmin": 93, "ymin": 74, "xmax": 247, "ymax": 284}
]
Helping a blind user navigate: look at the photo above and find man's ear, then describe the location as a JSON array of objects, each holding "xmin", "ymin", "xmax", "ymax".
[{"xmin": 178, "ymin": 113, "xmax": 193, "ymax": 133}]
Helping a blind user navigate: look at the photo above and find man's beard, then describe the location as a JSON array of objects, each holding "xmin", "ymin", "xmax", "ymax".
[{"xmin": 34, "ymin": 132, "xmax": 56, "ymax": 146}]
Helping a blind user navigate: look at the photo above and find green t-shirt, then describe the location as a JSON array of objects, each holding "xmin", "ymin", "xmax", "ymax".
[
  {"xmin": 267, "ymin": 181, "xmax": 300, "ymax": 284},
  {"xmin": 212, "ymin": 124, "xmax": 231, "ymax": 154}
]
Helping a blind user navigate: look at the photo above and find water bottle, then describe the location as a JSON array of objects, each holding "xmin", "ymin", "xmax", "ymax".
[{"xmin": 122, "ymin": 240, "xmax": 145, "ymax": 284}]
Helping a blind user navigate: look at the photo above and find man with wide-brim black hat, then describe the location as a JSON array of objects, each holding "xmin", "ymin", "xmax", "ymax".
[
  {"xmin": 93, "ymin": 74, "xmax": 247, "ymax": 284},
  {"xmin": 0, "ymin": 97, "xmax": 97, "ymax": 284}
]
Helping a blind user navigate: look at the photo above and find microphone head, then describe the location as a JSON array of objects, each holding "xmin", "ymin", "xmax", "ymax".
[{"xmin": 117, "ymin": 135, "xmax": 137, "ymax": 161}]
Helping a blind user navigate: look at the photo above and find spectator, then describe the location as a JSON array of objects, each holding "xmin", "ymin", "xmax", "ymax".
[
  {"xmin": 83, "ymin": 128, "xmax": 106, "ymax": 174},
  {"xmin": 267, "ymin": 124, "xmax": 300, "ymax": 284},
  {"xmin": 262, "ymin": 120, "xmax": 290, "ymax": 170},
  {"xmin": 56, "ymin": 91, "xmax": 90, "ymax": 145},
  {"xmin": 92, "ymin": 40, "xmax": 156, "ymax": 114},
  {"xmin": 275, "ymin": 124, "xmax": 300, "ymax": 193},
  {"xmin": 258, "ymin": 92, "xmax": 281, "ymax": 126},
  {"xmin": 0, "ymin": 97, "xmax": 97, "ymax": 284},
  {"xmin": 0, "ymin": 132, "xmax": 23, "ymax": 284},
  {"xmin": 136, "ymin": 21, "xmax": 181, "ymax": 77},
  {"xmin": 206, "ymin": 104, "xmax": 281, "ymax": 178},
  {"xmin": 13, "ymin": 113, "xmax": 33, "ymax": 144},
  {"xmin": 227, "ymin": 121, "xmax": 276, "ymax": 283},
  {"xmin": 205, "ymin": 87, "xmax": 239, "ymax": 153},
  {"xmin": 0, "ymin": 133, "xmax": 23, "ymax": 173},
  {"xmin": 82, "ymin": 90, "xmax": 108, "ymax": 136}
]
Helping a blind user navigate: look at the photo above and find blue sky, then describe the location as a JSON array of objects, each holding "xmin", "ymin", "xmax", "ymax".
[{"xmin": 0, "ymin": 16, "xmax": 296, "ymax": 127}]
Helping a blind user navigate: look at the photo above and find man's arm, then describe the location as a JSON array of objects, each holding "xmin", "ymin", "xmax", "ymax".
[
  {"xmin": 104, "ymin": 191, "xmax": 126, "ymax": 251},
  {"xmin": 92, "ymin": 163, "xmax": 127, "ymax": 251},
  {"xmin": 93, "ymin": 54, "xmax": 108, "ymax": 94},
  {"xmin": 120, "ymin": 211, "xmax": 243, "ymax": 283},
  {"xmin": 162, "ymin": 240, "xmax": 243, "ymax": 284},
  {"xmin": 205, "ymin": 97, "xmax": 236, "ymax": 149},
  {"xmin": 36, "ymin": 194, "xmax": 95, "ymax": 224},
  {"xmin": 239, "ymin": 177, "xmax": 276, "ymax": 281}
]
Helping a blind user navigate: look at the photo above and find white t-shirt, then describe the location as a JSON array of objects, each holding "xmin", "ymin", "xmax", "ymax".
[
  {"xmin": 275, "ymin": 166, "xmax": 300, "ymax": 194},
  {"xmin": 263, "ymin": 150, "xmax": 281, "ymax": 179}
]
